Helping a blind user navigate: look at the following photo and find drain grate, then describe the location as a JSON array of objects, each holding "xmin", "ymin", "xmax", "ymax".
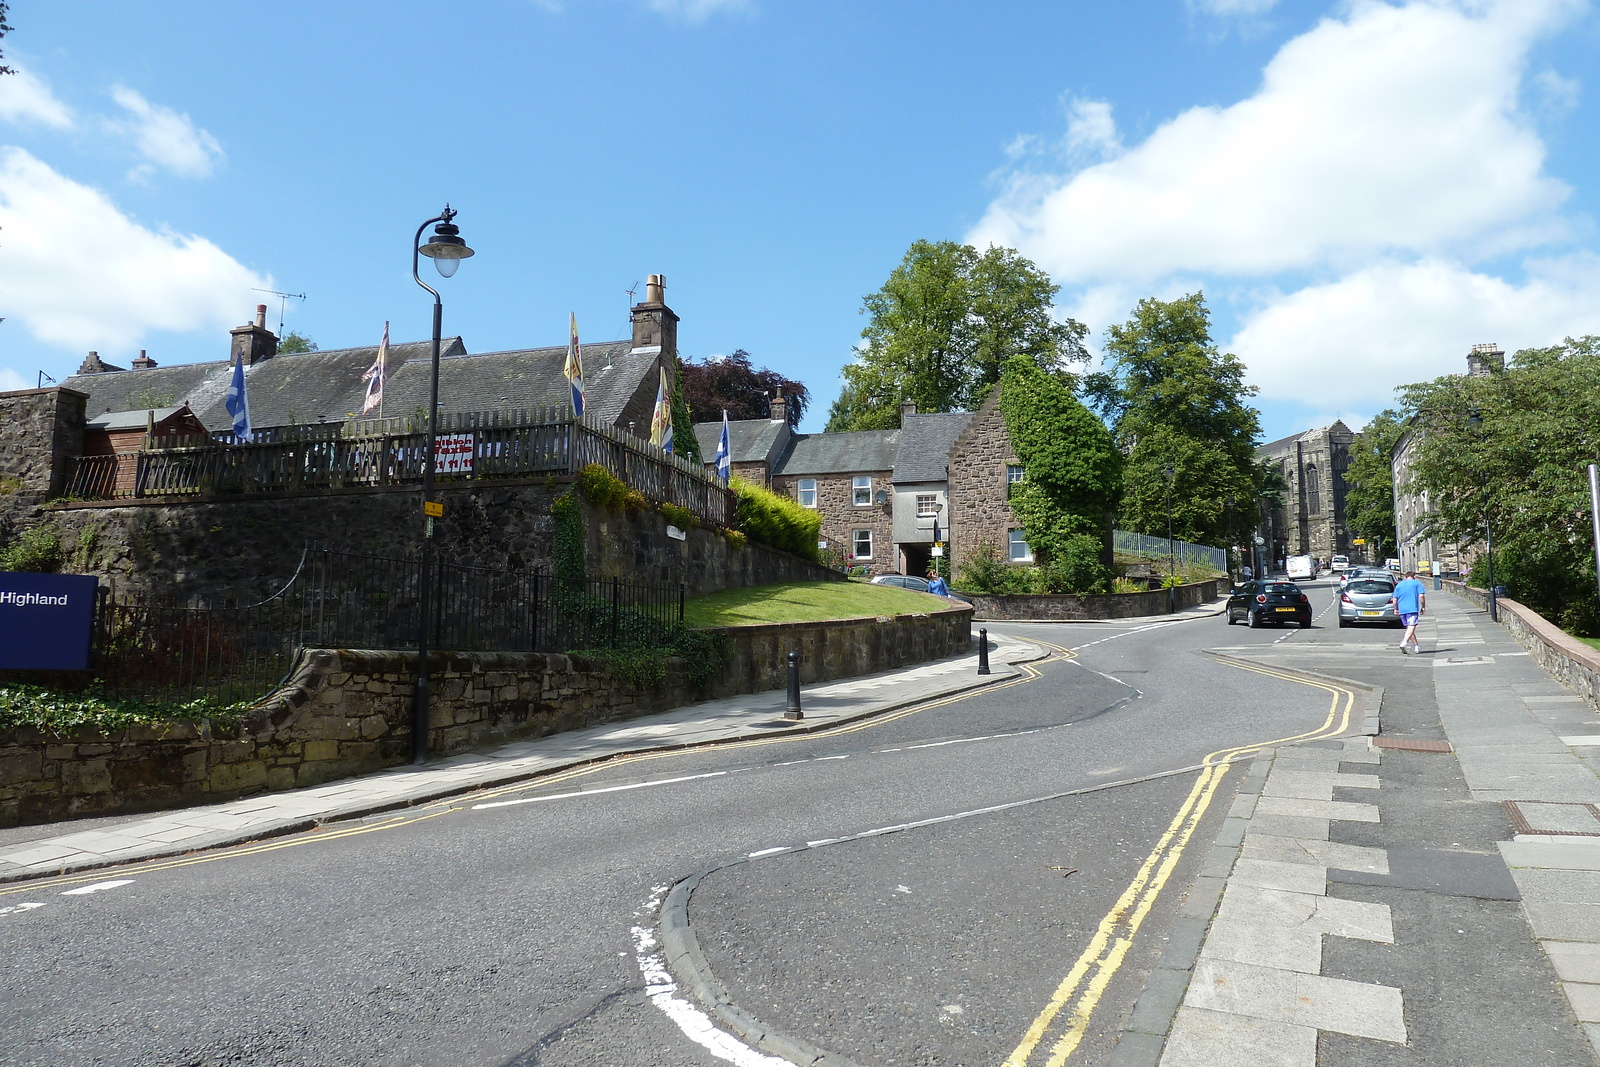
[
  {"xmin": 1374, "ymin": 736, "xmax": 1454, "ymax": 752},
  {"xmin": 1504, "ymin": 800, "xmax": 1600, "ymax": 836}
]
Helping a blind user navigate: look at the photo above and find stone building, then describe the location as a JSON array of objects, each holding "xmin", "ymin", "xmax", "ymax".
[
  {"xmin": 1389, "ymin": 344, "xmax": 1502, "ymax": 574},
  {"xmin": 1255, "ymin": 421, "xmax": 1355, "ymax": 566},
  {"xmin": 945, "ymin": 388, "xmax": 1028, "ymax": 577}
]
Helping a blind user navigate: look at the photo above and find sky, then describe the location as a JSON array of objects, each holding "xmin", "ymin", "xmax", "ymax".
[{"xmin": 1, "ymin": 0, "xmax": 1598, "ymax": 442}]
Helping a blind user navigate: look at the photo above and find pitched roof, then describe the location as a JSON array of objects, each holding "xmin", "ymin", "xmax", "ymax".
[
  {"xmin": 62, "ymin": 337, "xmax": 655, "ymax": 434},
  {"xmin": 892, "ymin": 412, "xmax": 972, "ymax": 483},
  {"xmin": 1255, "ymin": 420, "xmax": 1355, "ymax": 459},
  {"xmin": 85, "ymin": 406, "xmax": 188, "ymax": 432},
  {"xmin": 775, "ymin": 429, "xmax": 899, "ymax": 476},
  {"xmin": 690, "ymin": 417, "xmax": 790, "ymax": 466}
]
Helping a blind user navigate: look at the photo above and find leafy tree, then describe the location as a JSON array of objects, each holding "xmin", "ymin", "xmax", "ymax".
[
  {"xmin": 681, "ymin": 349, "xmax": 808, "ymax": 428},
  {"xmin": 0, "ymin": 3, "xmax": 13, "ymax": 77},
  {"xmin": 277, "ymin": 330, "xmax": 317, "ymax": 353},
  {"xmin": 1343, "ymin": 410, "xmax": 1402, "ymax": 559},
  {"xmin": 1089, "ymin": 293, "xmax": 1262, "ymax": 545},
  {"xmin": 670, "ymin": 360, "xmax": 701, "ymax": 462},
  {"xmin": 1398, "ymin": 335, "xmax": 1600, "ymax": 632},
  {"xmin": 997, "ymin": 353, "xmax": 1121, "ymax": 569},
  {"xmin": 826, "ymin": 241, "xmax": 1087, "ymax": 431}
]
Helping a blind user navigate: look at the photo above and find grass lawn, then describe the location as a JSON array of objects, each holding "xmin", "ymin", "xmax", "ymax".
[
  {"xmin": 683, "ymin": 580, "xmax": 952, "ymax": 627},
  {"xmin": 1572, "ymin": 634, "xmax": 1600, "ymax": 653}
]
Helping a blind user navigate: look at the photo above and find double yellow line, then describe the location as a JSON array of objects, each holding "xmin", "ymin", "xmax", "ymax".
[{"xmin": 1002, "ymin": 659, "xmax": 1357, "ymax": 1067}]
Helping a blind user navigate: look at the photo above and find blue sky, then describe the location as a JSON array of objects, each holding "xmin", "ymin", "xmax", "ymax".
[{"xmin": 2, "ymin": 0, "xmax": 1598, "ymax": 441}]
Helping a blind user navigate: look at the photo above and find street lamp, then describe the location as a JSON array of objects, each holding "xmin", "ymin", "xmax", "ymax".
[
  {"xmin": 1163, "ymin": 463, "xmax": 1176, "ymax": 614},
  {"xmin": 411, "ymin": 205, "xmax": 475, "ymax": 764},
  {"xmin": 1467, "ymin": 409, "xmax": 1497, "ymax": 622},
  {"xmin": 1225, "ymin": 495, "xmax": 1236, "ymax": 579}
]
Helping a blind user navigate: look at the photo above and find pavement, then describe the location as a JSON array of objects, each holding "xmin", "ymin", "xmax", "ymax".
[{"xmin": 1141, "ymin": 586, "xmax": 1600, "ymax": 1066}]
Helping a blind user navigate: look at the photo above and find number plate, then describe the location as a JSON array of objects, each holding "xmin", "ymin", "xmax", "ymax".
[
  {"xmin": 1359, "ymin": 610, "xmax": 1381, "ymax": 617},
  {"xmin": 1275, "ymin": 607, "xmax": 1298, "ymax": 612}
]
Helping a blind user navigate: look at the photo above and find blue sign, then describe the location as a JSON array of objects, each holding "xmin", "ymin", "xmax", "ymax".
[{"xmin": 0, "ymin": 572, "xmax": 99, "ymax": 670}]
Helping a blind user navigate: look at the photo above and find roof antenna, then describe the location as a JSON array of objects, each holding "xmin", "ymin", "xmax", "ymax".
[
  {"xmin": 252, "ymin": 288, "xmax": 307, "ymax": 337},
  {"xmin": 37, "ymin": 370, "xmax": 56, "ymax": 389}
]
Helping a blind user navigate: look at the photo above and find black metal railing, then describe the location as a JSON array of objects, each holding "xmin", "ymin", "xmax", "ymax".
[{"xmin": 62, "ymin": 408, "xmax": 734, "ymax": 527}]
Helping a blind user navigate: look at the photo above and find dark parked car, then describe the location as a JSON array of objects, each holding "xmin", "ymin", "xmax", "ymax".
[{"xmin": 1226, "ymin": 580, "xmax": 1313, "ymax": 628}]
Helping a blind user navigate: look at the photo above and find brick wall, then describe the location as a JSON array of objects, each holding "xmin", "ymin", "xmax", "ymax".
[
  {"xmin": 0, "ymin": 604, "xmax": 970, "ymax": 826},
  {"xmin": 772, "ymin": 469, "xmax": 894, "ymax": 573},
  {"xmin": 947, "ymin": 389, "xmax": 1022, "ymax": 578}
]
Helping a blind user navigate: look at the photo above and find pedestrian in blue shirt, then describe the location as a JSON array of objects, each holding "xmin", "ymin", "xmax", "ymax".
[
  {"xmin": 1390, "ymin": 571, "xmax": 1428, "ymax": 654},
  {"xmin": 926, "ymin": 569, "xmax": 951, "ymax": 597}
]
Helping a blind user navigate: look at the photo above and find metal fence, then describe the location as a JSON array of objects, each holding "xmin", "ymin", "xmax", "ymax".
[
  {"xmin": 4, "ymin": 546, "xmax": 689, "ymax": 707},
  {"xmin": 1112, "ymin": 530, "xmax": 1228, "ymax": 573},
  {"xmin": 63, "ymin": 408, "xmax": 735, "ymax": 528}
]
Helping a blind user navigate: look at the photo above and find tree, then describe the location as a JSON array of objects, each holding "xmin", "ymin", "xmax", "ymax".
[
  {"xmin": 825, "ymin": 241, "xmax": 1087, "ymax": 431},
  {"xmin": 1399, "ymin": 335, "xmax": 1600, "ymax": 632},
  {"xmin": 0, "ymin": 3, "xmax": 13, "ymax": 77},
  {"xmin": 278, "ymin": 330, "xmax": 317, "ymax": 354},
  {"xmin": 670, "ymin": 360, "xmax": 701, "ymax": 462},
  {"xmin": 1089, "ymin": 293, "xmax": 1263, "ymax": 545},
  {"xmin": 997, "ymin": 353, "xmax": 1121, "ymax": 567},
  {"xmin": 1343, "ymin": 410, "xmax": 1402, "ymax": 559},
  {"xmin": 681, "ymin": 350, "xmax": 809, "ymax": 429}
]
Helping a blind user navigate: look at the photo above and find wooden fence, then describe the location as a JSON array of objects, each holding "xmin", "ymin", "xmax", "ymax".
[{"xmin": 62, "ymin": 409, "xmax": 735, "ymax": 527}]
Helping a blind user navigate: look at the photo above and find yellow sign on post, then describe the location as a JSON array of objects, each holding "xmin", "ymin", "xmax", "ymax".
[
  {"xmin": 423, "ymin": 500, "xmax": 444, "ymax": 518},
  {"xmin": 1352, "ymin": 538, "xmax": 1366, "ymax": 546}
]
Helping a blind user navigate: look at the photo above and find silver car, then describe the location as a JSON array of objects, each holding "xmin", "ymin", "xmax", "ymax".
[{"xmin": 1338, "ymin": 576, "xmax": 1400, "ymax": 627}]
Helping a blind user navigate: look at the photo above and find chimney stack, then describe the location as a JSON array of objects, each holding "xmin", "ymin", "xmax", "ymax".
[
  {"xmin": 630, "ymin": 270, "xmax": 679, "ymax": 363},
  {"xmin": 1466, "ymin": 342, "xmax": 1504, "ymax": 378},
  {"xmin": 77, "ymin": 350, "xmax": 124, "ymax": 375},
  {"xmin": 231, "ymin": 305, "xmax": 279, "ymax": 366},
  {"xmin": 131, "ymin": 349, "xmax": 158, "ymax": 370},
  {"xmin": 900, "ymin": 398, "xmax": 917, "ymax": 426},
  {"xmin": 770, "ymin": 389, "xmax": 788, "ymax": 425}
]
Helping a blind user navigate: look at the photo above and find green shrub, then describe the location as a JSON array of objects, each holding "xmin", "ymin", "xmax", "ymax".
[
  {"xmin": 732, "ymin": 477, "xmax": 821, "ymax": 560},
  {"xmin": 0, "ymin": 683, "xmax": 251, "ymax": 734},
  {"xmin": 1111, "ymin": 577, "xmax": 1146, "ymax": 594},
  {"xmin": 956, "ymin": 541, "xmax": 1026, "ymax": 595},
  {"xmin": 551, "ymin": 490, "xmax": 587, "ymax": 581},
  {"xmin": 1037, "ymin": 534, "xmax": 1113, "ymax": 593},
  {"xmin": 660, "ymin": 502, "xmax": 700, "ymax": 530},
  {"xmin": 0, "ymin": 524, "xmax": 63, "ymax": 573},
  {"xmin": 723, "ymin": 528, "xmax": 747, "ymax": 550},
  {"xmin": 575, "ymin": 463, "xmax": 630, "ymax": 508}
]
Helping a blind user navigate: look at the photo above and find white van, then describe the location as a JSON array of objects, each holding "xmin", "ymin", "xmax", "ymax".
[
  {"xmin": 1286, "ymin": 555, "xmax": 1317, "ymax": 581},
  {"xmin": 1331, "ymin": 555, "xmax": 1350, "ymax": 573}
]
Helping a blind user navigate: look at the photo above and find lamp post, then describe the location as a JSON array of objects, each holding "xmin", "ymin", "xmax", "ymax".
[
  {"xmin": 1163, "ymin": 463, "xmax": 1176, "ymax": 614},
  {"xmin": 1225, "ymin": 495, "xmax": 1236, "ymax": 580},
  {"xmin": 411, "ymin": 206, "xmax": 475, "ymax": 764},
  {"xmin": 1466, "ymin": 409, "xmax": 1497, "ymax": 622}
]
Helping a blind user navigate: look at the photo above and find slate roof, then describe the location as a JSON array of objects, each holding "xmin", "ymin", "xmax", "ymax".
[
  {"xmin": 1256, "ymin": 420, "xmax": 1355, "ymax": 459},
  {"xmin": 891, "ymin": 412, "xmax": 972, "ymax": 483},
  {"xmin": 62, "ymin": 337, "xmax": 654, "ymax": 434},
  {"xmin": 775, "ymin": 429, "xmax": 900, "ymax": 476},
  {"xmin": 690, "ymin": 417, "xmax": 790, "ymax": 466},
  {"xmin": 85, "ymin": 407, "xmax": 188, "ymax": 432}
]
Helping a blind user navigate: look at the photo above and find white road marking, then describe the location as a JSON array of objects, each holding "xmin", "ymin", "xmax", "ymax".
[
  {"xmin": 60, "ymin": 879, "xmax": 133, "ymax": 896},
  {"xmin": 747, "ymin": 847, "xmax": 790, "ymax": 858},
  {"xmin": 633, "ymin": 886, "xmax": 791, "ymax": 1067},
  {"xmin": 0, "ymin": 902, "xmax": 46, "ymax": 916},
  {"xmin": 472, "ymin": 771, "xmax": 727, "ymax": 810},
  {"xmin": 905, "ymin": 733, "xmax": 1002, "ymax": 750},
  {"xmin": 1070, "ymin": 620, "xmax": 1180, "ymax": 652}
]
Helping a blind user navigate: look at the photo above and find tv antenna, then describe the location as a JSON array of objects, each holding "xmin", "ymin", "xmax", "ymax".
[
  {"xmin": 37, "ymin": 370, "xmax": 56, "ymax": 389},
  {"xmin": 252, "ymin": 288, "xmax": 307, "ymax": 337},
  {"xmin": 623, "ymin": 280, "xmax": 640, "ymax": 339}
]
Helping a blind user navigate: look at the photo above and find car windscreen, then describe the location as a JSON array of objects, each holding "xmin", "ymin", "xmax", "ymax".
[
  {"xmin": 1263, "ymin": 583, "xmax": 1299, "ymax": 594},
  {"xmin": 1348, "ymin": 580, "xmax": 1393, "ymax": 594}
]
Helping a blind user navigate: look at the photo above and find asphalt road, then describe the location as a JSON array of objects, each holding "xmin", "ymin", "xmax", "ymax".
[{"xmin": 2, "ymin": 582, "xmax": 1368, "ymax": 1067}]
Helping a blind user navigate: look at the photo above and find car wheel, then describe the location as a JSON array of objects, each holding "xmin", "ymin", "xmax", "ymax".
[
  {"xmin": 1300, "ymin": 620, "xmax": 1312, "ymax": 629},
  {"xmin": 1247, "ymin": 609, "xmax": 1261, "ymax": 629},
  {"xmin": 1337, "ymin": 616, "xmax": 1348, "ymax": 628},
  {"xmin": 1226, "ymin": 610, "xmax": 1236, "ymax": 625}
]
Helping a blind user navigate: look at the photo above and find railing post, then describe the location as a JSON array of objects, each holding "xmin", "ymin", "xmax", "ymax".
[
  {"xmin": 679, "ymin": 582, "xmax": 686, "ymax": 624},
  {"xmin": 611, "ymin": 576, "xmax": 620, "ymax": 647}
]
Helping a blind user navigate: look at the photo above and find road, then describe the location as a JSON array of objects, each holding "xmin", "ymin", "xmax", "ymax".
[{"xmin": 1, "ymin": 581, "xmax": 1394, "ymax": 1067}]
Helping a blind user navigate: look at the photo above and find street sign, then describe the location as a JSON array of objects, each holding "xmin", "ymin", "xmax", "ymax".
[
  {"xmin": 423, "ymin": 500, "xmax": 444, "ymax": 518},
  {"xmin": 0, "ymin": 573, "xmax": 98, "ymax": 670},
  {"xmin": 1352, "ymin": 538, "xmax": 1366, "ymax": 545}
]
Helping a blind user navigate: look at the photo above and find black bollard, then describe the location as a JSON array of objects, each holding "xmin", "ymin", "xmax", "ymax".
[
  {"xmin": 784, "ymin": 650, "xmax": 804, "ymax": 720},
  {"xmin": 978, "ymin": 628, "xmax": 991, "ymax": 675}
]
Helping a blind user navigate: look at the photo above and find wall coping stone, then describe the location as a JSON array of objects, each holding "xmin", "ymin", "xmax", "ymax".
[{"xmin": 1443, "ymin": 579, "xmax": 1600, "ymax": 677}]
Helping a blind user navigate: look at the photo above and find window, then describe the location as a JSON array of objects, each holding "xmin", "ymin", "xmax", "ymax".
[
  {"xmin": 852, "ymin": 529, "xmax": 873, "ymax": 559},
  {"xmin": 1306, "ymin": 465, "xmax": 1321, "ymax": 514},
  {"xmin": 1008, "ymin": 529, "xmax": 1032, "ymax": 562},
  {"xmin": 797, "ymin": 478, "xmax": 817, "ymax": 508},
  {"xmin": 916, "ymin": 494, "xmax": 938, "ymax": 517},
  {"xmin": 853, "ymin": 476, "xmax": 873, "ymax": 506},
  {"xmin": 1006, "ymin": 464, "xmax": 1025, "ymax": 497}
]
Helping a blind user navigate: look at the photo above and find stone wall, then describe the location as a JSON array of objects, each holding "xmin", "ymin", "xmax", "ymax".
[
  {"xmin": 967, "ymin": 579, "xmax": 1220, "ymax": 621},
  {"xmin": 0, "ymin": 604, "xmax": 970, "ymax": 826},
  {"xmin": 22, "ymin": 479, "xmax": 834, "ymax": 603},
  {"xmin": 1443, "ymin": 582, "xmax": 1600, "ymax": 709},
  {"xmin": 1, "ymin": 388, "xmax": 88, "ymax": 551},
  {"xmin": 947, "ymin": 388, "xmax": 1021, "ymax": 578},
  {"xmin": 771, "ymin": 469, "xmax": 894, "ymax": 574}
]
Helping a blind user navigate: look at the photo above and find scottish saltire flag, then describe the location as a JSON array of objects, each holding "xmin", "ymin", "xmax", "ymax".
[
  {"xmin": 565, "ymin": 312, "xmax": 585, "ymax": 416},
  {"xmin": 650, "ymin": 366, "xmax": 673, "ymax": 454},
  {"xmin": 225, "ymin": 356, "xmax": 251, "ymax": 440},
  {"xmin": 361, "ymin": 321, "xmax": 388, "ymax": 415},
  {"xmin": 715, "ymin": 409, "xmax": 731, "ymax": 482}
]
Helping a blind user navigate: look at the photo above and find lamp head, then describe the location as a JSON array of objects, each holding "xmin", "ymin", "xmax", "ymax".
[
  {"xmin": 1467, "ymin": 409, "xmax": 1482, "ymax": 432},
  {"xmin": 419, "ymin": 205, "xmax": 474, "ymax": 278}
]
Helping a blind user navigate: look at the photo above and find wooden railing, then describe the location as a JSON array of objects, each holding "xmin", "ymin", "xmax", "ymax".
[{"xmin": 63, "ymin": 410, "xmax": 734, "ymax": 527}]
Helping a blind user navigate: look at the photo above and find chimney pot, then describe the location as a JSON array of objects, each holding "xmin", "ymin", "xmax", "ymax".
[
  {"xmin": 256, "ymin": 304, "xmax": 268, "ymax": 329},
  {"xmin": 770, "ymin": 389, "xmax": 788, "ymax": 424},
  {"xmin": 645, "ymin": 275, "xmax": 665, "ymax": 304}
]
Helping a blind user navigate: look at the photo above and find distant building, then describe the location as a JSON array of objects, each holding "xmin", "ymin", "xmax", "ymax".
[{"xmin": 1256, "ymin": 422, "xmax": 1355, "ymax": 564}]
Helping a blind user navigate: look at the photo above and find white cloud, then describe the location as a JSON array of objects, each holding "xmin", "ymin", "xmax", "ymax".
[
  {"xmin": 1189, "ymin": 0, "xmax": 1279, "ymax": 16},
  {"xmin": 644, "ymin": 0, "xmax": 748, "ymax": 20},
  {"xmin": 0, "ymin": 367, "xmax": 29, "ymax": 391},
  {"xmin": 0, "ymin": 66, "xmax": 74, "ymax": 129},
  {"xmin": 0, "ymin": 147, "xmax": 269, "ymax": 351},
  {"xmin": 969, "ymin": 0, "xmax": 1580, "ymax": 284},
  {"xmin": 1533, "ymin": 68, "xmax": 1581, "ymax": 116},
  {"xmin": 109, "ymin": 85, "xmax": 223, "ymax": 180},
  {"xmin": 1064, "ymin": 97, "xmax": 1121, "ymax": 160},
  {"xmin": 1230, "ymin": 255, "xmax": 1600, "ymax": 411}
]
